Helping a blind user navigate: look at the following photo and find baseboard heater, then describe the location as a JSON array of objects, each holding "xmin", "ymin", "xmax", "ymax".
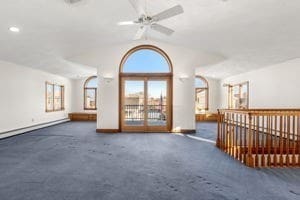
[{"xmin": 0, "ymin": 118, "xmax": 70, "ymax": 140}]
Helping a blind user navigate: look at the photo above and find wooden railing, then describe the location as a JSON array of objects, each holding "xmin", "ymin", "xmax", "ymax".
[
  {"xmin": 217, "ymin": 109, "xmax": 300, "ymax": 168},
  {"xmin": 124, "ymin": 105, "xmax": 167, "ymax": 121}
]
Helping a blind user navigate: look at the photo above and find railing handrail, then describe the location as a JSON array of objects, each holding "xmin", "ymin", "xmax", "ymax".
[
  {"xmin": 218, "ymin": 109, "xmax": 300, "ymax": 115},
  {"xmin": 218, "ymin": 108, "xmax": 300, "ymax": 111},
  {"xmin": 125, "ymin": 104, "xmax": 167, "ymax": 106}
]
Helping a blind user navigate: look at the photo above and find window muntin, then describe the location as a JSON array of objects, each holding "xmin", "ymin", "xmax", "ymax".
[
  {"xmin": 122, "ymin": 49, "xmax": 171, "ymax": 73},
  {"xmin": 195, "ymin": 76, "xmax": 209, "ymax": 113},
  {"xmin": 84, "ymin": 76, "xmax": 97, "ymax": 110},
  {"xmin": 46, "ymin": 82, "xmax": 64, "ymax": 112}
]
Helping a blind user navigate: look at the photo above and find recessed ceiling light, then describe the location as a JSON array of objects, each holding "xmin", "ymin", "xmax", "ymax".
[{"xmin": 9, "ymin": 26, "xmax": 20, "ymax": 33}]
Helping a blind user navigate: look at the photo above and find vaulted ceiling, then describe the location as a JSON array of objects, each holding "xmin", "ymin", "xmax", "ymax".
[{"xmin": 0, "ymin": 0, "xmax": 300, "ymax": 79}]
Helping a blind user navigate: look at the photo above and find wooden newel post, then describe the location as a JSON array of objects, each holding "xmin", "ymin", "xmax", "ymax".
[
  {"xmin": 216, "ymin": 109, "xmax": 221, "ymax": 148},
  {"xmin": 246, "ymin": 113, "xmax": 254, "ymax": 167}
]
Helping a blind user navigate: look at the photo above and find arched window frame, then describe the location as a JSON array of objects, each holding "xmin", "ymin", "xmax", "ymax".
[
  {"xmin": 119, "ymin": 45, "xmax": 173, "ymax": 132},
  {"xmin": 195, "ymin": 76, "xmax": 209, "ymax": 112},
  {"xmin": 119, "ymin": 45, "xmax": 173, "ymax": 75},
  {"xmin": 84, "ymin": 76, "xmax": 97, "ymax": 110}
]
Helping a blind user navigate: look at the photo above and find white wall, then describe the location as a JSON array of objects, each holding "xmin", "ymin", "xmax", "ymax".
[
  {"xmin": 72, "ymin": 77, "xmax": 97, "ymax": 113},
  {"xmin": 207, "ymin": 78, "xmax": 221, "ymax": 113},
  {"xmin": 220, "ymin": 58, "xmax": 300, "ymax": 109},
  {"xmin": 69, "ymin": 40, "xmax": 221, "ymax": 131},
  {"xmin": 0, "ymin": 60, "xmax": 73, "ymax": 133}
]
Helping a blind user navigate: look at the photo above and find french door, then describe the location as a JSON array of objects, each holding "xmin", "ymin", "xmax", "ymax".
[{"xmin": 120, "ymin": 76, "xmax": 172, "ymax": 132}]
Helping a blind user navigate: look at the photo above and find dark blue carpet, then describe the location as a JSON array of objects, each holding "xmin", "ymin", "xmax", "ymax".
[{"xmin": 0, "ymin": 122, "xmax": 299, "ymax": 200}]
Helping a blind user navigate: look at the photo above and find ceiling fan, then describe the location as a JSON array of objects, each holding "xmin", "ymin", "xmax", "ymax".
[{"xmin": 118, "ymin": 0, "xmax": 184, "ymax": 40}]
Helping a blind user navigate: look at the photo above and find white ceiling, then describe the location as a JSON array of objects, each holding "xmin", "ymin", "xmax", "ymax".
[{"xmin": 0, "ymin": 0, "xmax": 299, "ymax": 79}]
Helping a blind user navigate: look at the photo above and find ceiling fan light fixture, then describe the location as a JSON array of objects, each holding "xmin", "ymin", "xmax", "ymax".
[
  {"xmin": 120, "ymin": 1, "xmax": 184, "ymax": 40},
  {"xmin": 118, "ymin": 21, "xmax": 136, "ymax": 26}
]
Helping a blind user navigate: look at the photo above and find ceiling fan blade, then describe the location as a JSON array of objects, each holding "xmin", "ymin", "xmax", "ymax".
[
  {"xmin": 129, "ymin": 0, "xmax": 145, "ymax": 16},
  {"xmin": 151, "ymin": 24, "xmax": 174, "ymax": 36},
  {"xmin": 134, "ymin": 26, "xmax": 147, "ymax": 40},
  {"xmin": 118, "ymin": 21, "xmax": 137, "ymax": 26},
  {"xmin": 152, "ymin": 5, "xmax": 184, "ymax": 22}
]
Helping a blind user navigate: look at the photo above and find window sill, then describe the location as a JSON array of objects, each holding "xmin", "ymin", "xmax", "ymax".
[{"xmin": 46, "ymin": 109, "xmax": 65, "ymax": 113}]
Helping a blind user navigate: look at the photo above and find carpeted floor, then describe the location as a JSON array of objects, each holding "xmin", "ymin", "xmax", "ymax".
[
  {"xmin": 0, "ymin": 122, "xmax": 299, "ymax": 200},
  {"xmin": 195, "ymin": 122, "xmax": 218, "ymax": 141}
]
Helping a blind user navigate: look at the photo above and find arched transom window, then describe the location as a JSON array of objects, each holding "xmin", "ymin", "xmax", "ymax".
[
  {"xmin": 84, "ymin": 76, "xmax": 97, "ymax": 110},
  {"xmin": 195, "ymin": 76, "xmax": 209, "ymax": 113},
  {"xmin": 121, "ymin": 46, "xmax": 172, "ymax": 74}
]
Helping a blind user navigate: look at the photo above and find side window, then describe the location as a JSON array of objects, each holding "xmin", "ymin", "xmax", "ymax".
[
  {"xmin": 195, "ymin": 76, "xmax": 209, "ymax": 113},
  {"xmin": 84, "ymin": 76, "xmax": 97, "ymax": 110}
]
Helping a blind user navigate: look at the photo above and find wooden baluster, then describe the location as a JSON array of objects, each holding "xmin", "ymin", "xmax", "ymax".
[
  {"xmin": 239, "ymin": 114, "xmax": 243, "ymax": 162},
  {"xmin": 230, "ymin": 113, "xmax": 233, "ymax": 157},
  {"xmin": 261, "ymin": 116, "xmax": 265, "ymax": 167},
  {"xmin": 232, "ymin": 113, "xmax": 234, "ymax": 155},
  {"xmin": 219, "ymin": 112, "xmax": 223, "ymax": 149},
  {"xmin": 279, "ymin": 116, "xmax": 284, "ymax": 167},
  {"xmin": 235, "ymin": 114, "xmax": 239, "ymax": 159},
  {"xmin": 233, "ymin": 114, "xmax": 237, "ymax": 158},
  {"xmin": 226, "ymin": 113, "xmax": 229, "ymax": 153},
  {"xmin": 255, "ymin": 116, "xmax": 259, "ymax": 167},
  {"xmin": 286, "ymin": 116, "xmax": 291, "ymax": 166},
  {"xmin": 227, "ymin": 114, "xmax": 230, "ymax": 151},
  {"xmin": 223, "ymin": 114, "xmax": 226, "ymax": 151},
  {"xmin": 292, "ymin": 115, "xmax": 296, "ymax": 166},
  {"xmin": 297, "ymin": 114, "xmax": 300, "ymax": 167},
  {"xmin": 232, "ymin": 113, "xmax": 234, "ymax": 157},
  {"xmin": 222, "ymin": 113, "xmax": 225, "ymax": 151},
  {"xmin": 246, "ymin": 114, "xmax": 254, "ymax": 167},
  {"xmin": 270, "ymin": 116, "xmax": 274, "ymax": 167},
  {"xmin": 283, "ymin": 115, "xmax": 287, "ymax": 166},
  {"xmin": 243, "ymin": 115, "xmax": 247, "ymax": 164},
  {"xmin": 223, "ymin": 113, "xmax": 225, "ymax": 151},
  {"xmin": 222, "ymin": 114, "xmax": 225, "ymax": 150},
  {"xmin": 274, "ymin": 116, "xmax": 278, "ymax": 167},
  {"xmin": 226, "ymin": 113, "xmax": 231, "ymax": 155},
  {"xmin": 253, "ymin": 116, "xmax": 256, "ymax": 147},
  {"xmin": 267, "ymin": 115, "xmax": 271, "ymax": 167},
  {"xmin": 232, "ymin": 113, "xmax": 235, "ymax": 157},
  {"xmin": 217, "ymin": 110, "xmax": 221, "ymax": 148},
  {"xmin": 230, "ymin": 113, "xmax": 235, "ymax": 157}
]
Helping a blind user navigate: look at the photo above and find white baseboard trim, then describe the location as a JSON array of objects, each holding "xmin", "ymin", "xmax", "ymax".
[{"xmin": 0, "ymin": 118, "xmax": 70, "ymax": 140}]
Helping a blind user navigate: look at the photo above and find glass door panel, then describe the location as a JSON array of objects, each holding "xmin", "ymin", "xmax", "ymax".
[
  {"xmin": 121, "ymin": 77, "xmax": 171, "ymax": 132},
  {"xmin": 85, "ymin": 88, "xmax": 97, "ymax": 109},
  {"xmin": 147, "ymin": 80, "xmax": 167, "ymax": 127},
  {"xmin": 124, "ymin": 80, "xmax": 145, "ymax": 127}
]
